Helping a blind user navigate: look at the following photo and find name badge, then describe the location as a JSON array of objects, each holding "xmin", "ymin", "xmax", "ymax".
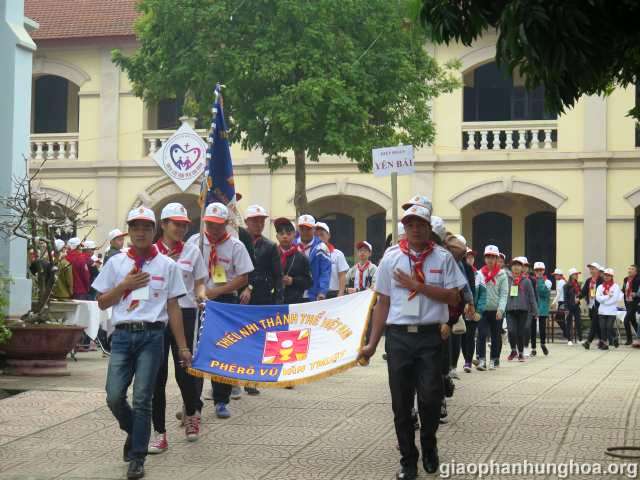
[
  {"xmin": 401, "ymin": 296, "xmax": 420, "ymax": 317},
  {"xmin": 510, "ymin": 285, "xmax": 519, "ymax": 297},
  {"xmin": 132, "ymin": 286, "xmax": 150, "ymax": 301},
  {"xmin": 589, "ymin": 287, "xmax": 595, "ymax": 298},
  {"xmin": 212, "ymin": 264, "xmax": 227, "ymax": 284}
]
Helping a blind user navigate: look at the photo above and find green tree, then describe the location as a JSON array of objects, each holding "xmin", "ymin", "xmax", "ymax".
[
  {"xmin": 419, "ymin": 0, "xmax": 640, "ymax": 120},
  {"xmin": 114, "ymin": 0, "xmax": 459, "ymax": 214}
]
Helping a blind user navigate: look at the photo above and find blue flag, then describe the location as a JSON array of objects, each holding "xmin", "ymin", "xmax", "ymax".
[{"xmin": 203, "ymin": 84, "xmax": 236, "ymax": 206}]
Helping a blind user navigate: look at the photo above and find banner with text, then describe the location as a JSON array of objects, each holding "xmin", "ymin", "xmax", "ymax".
[{"xmin": 188, "ymin": 290, "xmax": 374, "ymax": 387}]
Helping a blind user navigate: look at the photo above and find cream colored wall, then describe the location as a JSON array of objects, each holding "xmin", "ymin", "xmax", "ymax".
[
  {"xmin": 118, "ymin": 96, "xmax": 144, "ymax": 161},
  {"xmin": 607, "ymin": 86, "xmax": 636, "ymax": 151},
  {"xmin": 607, "ymin": 169, "xmax": 639, "ymax": 216},
  {"xmin": 607, "ymin": 222, "xmax": 634, "ymax": 276},
  {"xmin": 556, "ymin": 222, "xmax": 583, "ymax": 272}
]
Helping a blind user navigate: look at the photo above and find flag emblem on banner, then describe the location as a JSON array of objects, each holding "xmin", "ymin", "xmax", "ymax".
[{"xmin": 262, "ymin": 329, "xmax": 310, "ymax": 364}]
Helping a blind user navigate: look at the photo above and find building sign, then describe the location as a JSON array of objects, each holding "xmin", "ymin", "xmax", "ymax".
[
  {"xmin": 372, "ymin": 145, "xmax": 415, "ymax": 177},
  {"xmin": 153, "ymin": 122, "xmax": 207, "ymax": 192}
]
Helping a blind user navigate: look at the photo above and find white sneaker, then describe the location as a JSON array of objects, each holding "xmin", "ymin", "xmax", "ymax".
[
  {"xmin": 523, "ymin": 347, "xmax": 530, "ymax": 357},
  {"xmin": 489, "ymin": 359, "xmax": 496, "ymax": 370},
  {"xmin": 449, "ymin": 368, "xmax": 459, "ymax": 380},
  {"xmin": 231, "ymin": 386, "xmax": 242, "ymax": 399},
  {"xmin": 203, "ymin": 388, "xmax": 213, "ymax": 400},
  {"xmin": 568, "ymin": 341, "xmax": 574, "ymax": 346}
]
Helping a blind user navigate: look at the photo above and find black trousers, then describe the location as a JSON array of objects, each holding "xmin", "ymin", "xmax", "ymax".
[
  {"xmin": 555, "ymin": 303, "xmax": 567, "ymax": 339},
  {"xmin": 385, "ymin": 325, "xmax": 443, "ymax": 469},
  {"xmin": 462, "ymin": 320, "xmax": 478, "ymax": 364},
  {"xmin": 477, "ymin": 310, "xmax": 501, "ymax": 360},
  {"xmin": 507, "ymin": 311, "xmax": 528, "ymax": 353},
  {"xmin": 624, "ymin": 303, "xmax": 638, "ymax": 343},
  {"xmin": 449, "ymin": 332, "xmax": 462, "ymax": 370},
  {"xmin": 530, "ymin": 316, "xmax": 547, "ymax": 348},
  {"xmin": 585, "ymin": 305, "xmax": 600, "ymax": 342},
  {"xmin": 565, "ymin": 305, "xmax": 582, "ymax": 341},
  {"xmin": 152, "ymin": 308, "xmax": 202, "ymax": 433},
  {"xmin": 599, "ymin": 315, "xmax": 616, "ymax": 345}
]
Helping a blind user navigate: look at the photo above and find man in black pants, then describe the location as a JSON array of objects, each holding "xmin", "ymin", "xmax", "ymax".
[
  {"xmin": 273, "ymin": 218, "xmax": 312, "ymax": 304},
  {"xmin": 622, "ymin": 265, "xmax": 640, "ymax": 345},
  {"xmin": 238, "ymin": 205, "xmax": 283, "ymax": 395},
  {"xmin": 186, "ymin": 202, "xmax": 254, "ymax": 418},
  {"xmin": 359, "ymin": 204, "xmax": 467, "ymax": 480},
  {"xmin": 581, "ymin": 263, "xmax": 604, "ymax": 349}
]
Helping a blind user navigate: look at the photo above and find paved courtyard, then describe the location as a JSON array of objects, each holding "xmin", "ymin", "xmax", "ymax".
[{"xmin": 1, "ymin": 343, "xmax": 639, "ymax": 480}]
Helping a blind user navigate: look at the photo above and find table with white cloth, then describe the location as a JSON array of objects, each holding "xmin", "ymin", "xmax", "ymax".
[{"xmin": 53, "ymin": 300, "xmax": 113, "ymax": 339}]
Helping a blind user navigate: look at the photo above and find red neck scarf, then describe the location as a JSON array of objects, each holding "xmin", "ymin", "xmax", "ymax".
[
  {"xmin": 357, "ymin": 261, "xmax": 371, "ymax": 290},
  {"xmin": 571, "ymin": 278, "xmax": 581, "ymax": 294},
  {"xmin": 327, "ymin": 242, "xmax": 336, "ymax": 253},
  {"xmin": 156, "ymin": 239, "xmax": 184, "ymax": 259},
  {"xmin": 398, "ymin": 239, "xmax": 434, "ymax": 300},
  {"xmin": 206, "ymin": 232, "xmax": 230, "ymax": 275},
  {"xmin": 252, "ymin": 235, "xmax": 262, "ymax": 245},
  {"xmin": 298, "ymin": 240, "xmax": 313, "ymax": 254},
  {"xmin": 603, "ymin": 279, "xmax": 614, "ymax": 295},
  {"xmin": 626, "ymin": 274, "xmax": 636, "ymax": 301},
  {"xmin": 481, "ymin": 264, "xmax": 500, "ymax": 284},
  {"xmin": 279, "ymin": 245, "xmax": 297, "ymax": 270},
  {"xmin": 589, "ymin": 277, "xmax": 598, "ymax": 288},
  {"xmin": 123, "ymin": 246, "xmax": 158, "ymax": 311},
  {"xmin": 513, "ymin": 274, "xmax": 524, "ymax": 286}
]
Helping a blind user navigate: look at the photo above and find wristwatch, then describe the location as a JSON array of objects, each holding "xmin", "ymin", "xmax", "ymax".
[{"xmin": 247, "ymin": 284, "xmax": 254, "ymax": 291}]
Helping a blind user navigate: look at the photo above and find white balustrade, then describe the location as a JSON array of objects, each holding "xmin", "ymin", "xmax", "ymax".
[
  {"xmin": 462, "ymin": 121, "xmax": 558, "ymax": 151},
  {"xmin": 143, "ymin": 129, "xmax": 209, "ymax": 157},
  {"xmin": 29, "ymin": 133, "xmax": 79, "ymax": 161}
]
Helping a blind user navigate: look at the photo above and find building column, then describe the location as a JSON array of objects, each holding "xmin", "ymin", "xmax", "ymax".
[
  {"xmin": 582, "ymin": 160, "xmax": 608, "ymax": 265},
  {"xmin": 95, "ymin": 49, "xmax": 120, "ymax": 240},
  {"xmin": 556, "ymin": 217, "xmax": 584, "ymax": 271},
  {"xmin": 0, "ymin": 1, "xmax": 36, "ymax": 318},
  {"xmin": 247, "ymin": 168, "xmax": 273, "ymax": 239}
]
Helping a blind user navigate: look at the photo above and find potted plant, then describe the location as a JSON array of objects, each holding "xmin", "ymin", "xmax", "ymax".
[{"xmin": 0, "ymin": 158, "xmax": 94, "ymax": 375}]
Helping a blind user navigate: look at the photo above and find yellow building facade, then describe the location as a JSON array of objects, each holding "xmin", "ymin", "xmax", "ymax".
[{"xmin": 26, "ymin": 11, "xmax": 640, "ymax": 273}]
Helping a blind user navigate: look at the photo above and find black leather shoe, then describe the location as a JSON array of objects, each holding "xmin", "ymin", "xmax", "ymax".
[
  {"xmin": 423, "ymin": 448, "xmax": 439, "ymax": 474},
  {"xmin": 122, "ymin": 435, "xmax": 131, "ymax": 462},
  {"xmin": 127, "ymin": 459, "xmax": 145, "ymax": 479},
  {"xmin": 396, "ymin": 466, "xmax": 417, "ymax": 479}
]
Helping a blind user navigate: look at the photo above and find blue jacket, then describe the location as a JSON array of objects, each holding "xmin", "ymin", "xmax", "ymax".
[{"xmin": 298, "ymin": 237, "xmax": 331, "ymax": 300}]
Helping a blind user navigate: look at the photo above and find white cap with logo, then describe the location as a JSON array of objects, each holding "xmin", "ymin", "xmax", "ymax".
[
  {"xmin": 297, "ymin": 214, "xmax": 316, "ymax": 228},
  {"xmin": 315, "ymin": 222, "xmax": 330, "ymax": 234},
  {"xmin": 402, "ymin": 195, "xmax": 433, "ymax": 212},
  {"xmin": 127, "ymin": 206, "xmax": 156, "ymax": 225},
  {"xmin": 553, "ymin": 268, "xmax": 563, "ymax": 275},
  {"xmin": 534, "ymin": 262, "xmax": 545, "ymax": 270},
  {"xmin": 54, "ymin": 239, "xmax": 65, "ymax": 251},
  {"xmin": 67, "ymin": 237, "xmax": 82, "ymax": 250},
  {"xmin": 568, "ymin": 267, "xmax": 581, "ymax": 277},
  {"xmin": 83, "ymin": 240, "xmax": 96, "ymax": 250},
  {"xmin": 401, "ymin": 204, "xmax": 431, "ymax": 224},
  {"xmin": 484, "ymin": 245, "xmax": 500, "ymax": 257},
  {"xmin": 203, "ymin": 202, "xmax": 229, "ymax": 224},
  {"xmin": 245, "ymin": 204, "xmax": 269, "ymax": 219},
  {"xmin": 108, "ymin": 228, "xmax": 128, "ymax": 242},
  {"xmin": 603, "ymin": 268, "xmax": 615, "ymax": 276},
  {"xmin": 161, "ymin": 202, "xmax": 190, "ymax": 223}
]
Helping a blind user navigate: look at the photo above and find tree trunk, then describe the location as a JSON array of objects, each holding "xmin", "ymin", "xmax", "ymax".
[{"xmin": 293, "ymin": 149, "xmax": 308, "ymax": 217}]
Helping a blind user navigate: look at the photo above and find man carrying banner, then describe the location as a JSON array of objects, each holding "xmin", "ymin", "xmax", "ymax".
[
  {"xmin": 296, "ymin": 214, "xmax": 331, "ymax": 301},
  {"xmin": 359, "ymin": 204, "xmax": 467, "ymax": 480},
  {"xmin": 92, "ymin": 206, "xmax": 191, "ymax": 480},
  {"xmin": 274, "ymin": 217, "xmax": 312, "ymax": 304},
  {"xmin": 186, "ymin": 202, "xmax": 254, "ymax": 419},
  {"xmin": 149, "ymin": 203, "xmax": 208, "ymax": 454}
]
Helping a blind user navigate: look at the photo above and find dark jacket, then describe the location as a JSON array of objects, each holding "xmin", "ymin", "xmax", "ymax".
[
  {"xmin": 104, "ymin": 247, "xmax": 121, "ymax": 265},
  {"xmin": 564, "ymin": 281, "xmax": 581, "ymax": 309},
  {"xmin": 249, "ymin": 236, "xmax": 283, "ymax": 305},
  {"xmin": 622, "ymin": 275, "xmax": 640, "ymax": 309},
  {"xmin": 448, "ymin": 260, "xmax": 476, "ymax": 326},
  {"xmin": 580, "ymin": 276, "xmax": 603, "ymax": 309},
  {"xmin": 282, "ymin": 251, "xmax": 312, "ymax": 304}
]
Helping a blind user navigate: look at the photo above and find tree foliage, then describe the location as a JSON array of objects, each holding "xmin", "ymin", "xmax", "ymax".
[
  {"xmin": 114, "ymin": 0, "xmax": 459, "ymax": 212},
  {"xmin": 420, "ymin": 0, "xmax": 640, "ymax": 120}
]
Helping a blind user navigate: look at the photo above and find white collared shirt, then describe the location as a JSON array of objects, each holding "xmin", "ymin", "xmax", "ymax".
[
  {"xmin": 174, "ymin": 243, "xmax": 208, "ymax": 309},
  {"xmin": 375, "ymin": 244, "xmax": 467, "ymax": 325},
  {"xmin": 92, "ymin": 253, "xmax": 186, "ymax": 325},
  {"xmin": 329, "ymin": 248, "xmax": 350, "ymax": 291},
  {"xmin": 187, "ymin": 234, "xmax": 254, "ymax": 289}
]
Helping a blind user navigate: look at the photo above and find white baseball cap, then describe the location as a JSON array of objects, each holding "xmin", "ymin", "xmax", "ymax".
[
  {"xmin": 402, "ymin": 195, "xmax": 433, "ymax": 212},
  {"xmin": 484, "ymin": 245, "xmax": 500, "ymax": 257},
  {"xmin": 356, "ymin": 240, "xmax": 372, "ymax": 251},
  {"xmin": 401, "ymin": 204, "xmax": 431, "ymax": 224},
  {"xmin": 499, "ymin": 252, "xmax": 506, "ymax": 260},
  {"xmin": 161, "ymin": 202, "xmax": 190, "ymax": 223},
  {"xmin": 67, "ymin": 237, "xmax": 82, "ymax": 250},
  {"xmin": 315, "ymin": 222, "xmax": 330, "ymax": 234},
  {"xmin": 430, "ymin": 215, "xmax": 446, "ymax": 241},
  {"xmin": 521, "ymin": 257, "xmax": 529, "ymax": 266},
  {"xmin": 245, "ymin": 204, "xmax": 269, "ymax": 219},
  {"xmin": 127, "ymin": 206, "xmax": 156, "ymax": 225},
  {"xmin": 511, "ymin": 257, "xmax": 525, "ymax": 265},
  {"xmin": 108, "ymin": 228, "xmax": 127, "ymax": 242},
  {"xmin": 553, "ymin": 268, "xmax": 563, "ymax": 275},
  {"xmin": 603, "ymin": 268, "xmax": 615, "ymax": 276},
  {"xmin": 203, "ymin": 202, "xmax": 229, "ymax": 224},
  {"xmin": 297, "ymin": 214, "xmax": 316, "ymax": 228},
  {"xmin": 568, "ymin": 267, "xmax": 581, "ymax": 277},
  {"xmin": 83, "ymin": 240, "xmax": 96, "ymax": 250},
  {"xmin": 54, "ymin": 239, "xmax": 65, "ymax": 251},
  {"xmin": 397, "ymin": 222, "xmax": 405, "ymax": 237},
  {"xmin": 454, "ymin": 234, "xmax": 467, "ymax": 246},
  {"xmin": 587, "ymin": 261, "xmax": 602, "ymax": 270},
  {"xmin": 534, "ymin": 262, "xmax": 545, "ymax": 270}
]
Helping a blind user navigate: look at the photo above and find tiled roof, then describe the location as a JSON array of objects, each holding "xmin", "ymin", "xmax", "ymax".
[{"xmin": 25, "ymin": 0, "xmax": 138, "ymax": 41}]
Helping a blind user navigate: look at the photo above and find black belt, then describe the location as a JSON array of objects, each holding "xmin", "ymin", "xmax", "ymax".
[
  {"xmin": 387, "ymin": 324, "xmax": 440, "ymax": 334},
  {"xmin": 115, "ymin": 321, "xmax": 165, "ymax": 332}
]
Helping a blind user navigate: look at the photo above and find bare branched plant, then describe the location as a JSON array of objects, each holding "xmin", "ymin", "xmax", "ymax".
[{"xmin": 0, "ymin": 157, "xmax": 94, "ymax": 323}]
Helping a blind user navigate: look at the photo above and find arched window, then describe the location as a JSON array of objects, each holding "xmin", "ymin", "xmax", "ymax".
[
  {"xmin": 525, "ymin": 211, "xmax": 556, "ymax": 273},
  {"xmin": 472, "ymin": 212, "xmax": 512, "ymax": 267},
  {"xmin": 32, "ymin": 75, "xmax": 80, "ymax": 133},
  {"xmin": 463, "ymin": 63, "xmax": 556, "ymax": 122},
  {"xmin": 316, "ymin": 213, "xmax": 355, "ymax": 261}
]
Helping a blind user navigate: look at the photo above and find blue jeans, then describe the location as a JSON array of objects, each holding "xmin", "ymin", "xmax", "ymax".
[{"xmin": 105, "ymin": 328, "xmax": 164, "ymax": 462}]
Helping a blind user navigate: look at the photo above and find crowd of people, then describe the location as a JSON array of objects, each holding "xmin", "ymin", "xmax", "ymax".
[{"xmin": 41, "ymin": 195, "xmax": 640, "ymax": 480}]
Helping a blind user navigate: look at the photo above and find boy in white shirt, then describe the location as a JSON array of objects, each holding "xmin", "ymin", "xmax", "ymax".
[
  {"xmin": 595, "ymin": 268, "xmax": 623, "ymax": 350},
  {"xmin": 149, "ymin": 203, "xmax": 208, "ymax": 453},
  {"xmin": 186, "ymin": 202, "xmax": 254, "ymax": 419},
  {"xmin": 346, "ymin": 241, "xmax": 377, "ymax": 293},
  {"xmin": 92, "ymin": 206, "xmax": 190, "ymax": 480}
]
